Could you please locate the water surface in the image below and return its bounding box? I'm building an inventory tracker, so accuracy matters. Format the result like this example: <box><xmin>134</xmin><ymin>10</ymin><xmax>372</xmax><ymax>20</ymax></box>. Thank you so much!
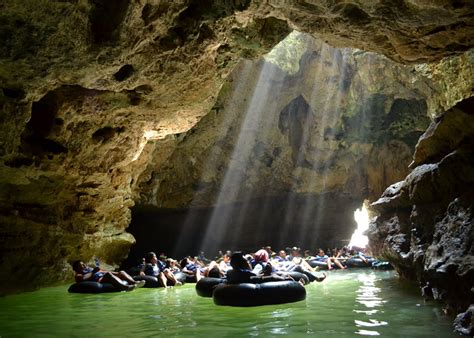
<box><xmin>0</xmin><ymin>270</ymin><xmax>455</xmax><ymax>337</ymax></box>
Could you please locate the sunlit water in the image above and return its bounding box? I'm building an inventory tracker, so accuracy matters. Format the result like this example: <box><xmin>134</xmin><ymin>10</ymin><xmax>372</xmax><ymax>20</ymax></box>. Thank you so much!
<box><xmin>0</xmin><ymin>270</ymin><xmax>455</xmax><ymax>337</ymax></box>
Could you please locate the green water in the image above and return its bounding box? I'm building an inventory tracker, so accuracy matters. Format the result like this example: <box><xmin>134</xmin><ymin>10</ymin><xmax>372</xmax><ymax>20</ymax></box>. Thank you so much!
<box><xmin>0</xmin><ymin>270</ymin><xmax>456</xmax><ymax>337</ymax></box>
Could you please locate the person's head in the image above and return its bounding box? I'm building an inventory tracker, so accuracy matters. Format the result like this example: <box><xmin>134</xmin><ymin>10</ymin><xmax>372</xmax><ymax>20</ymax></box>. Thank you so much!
<box><xmin>72</xmin><ymin>260</ymin><xmax>86</xmax><ymax>273</ymax></box>
<box><xmin>264</xmin><ymin>246</ymin><xmax>273</xmax><ymax>255</ymax></box>
<box><xmin>180</xmin><ymin>257</ymin><xmax>190</xmax><ymax>269</ymax></box>
<box><xmin>291</xmin><ymin>247</ymin><xmax>300</xmax><ymax>257</ymax></box>
<box><xmin>304</xmin><ymin>250</ymin><xmax>310</xmax><ymax>256</ymax></box>
<box><xmin>262</xmin><ymin>262</ymin><xmax>273</xmax><ymax>276</ymax></box>
<box><xmin>244</xmin><ymin>254</ymin><xmax>253</xmax><ymax>262</ymax></box>
<box><xmin>208</xmin><ymin>267</ymin><xmax>221</xmax><ymax>278</ymax></box>
<box><xmin>278</xmin><ymin>250</ymin><xmax>286</xmax><ymax>258</ymax></box>
<box><xmin>144</xmin><ymin>252</ymin><xmax>158</xmax><ymax>264</ymax></box>
<box><xmin>318</xmin><ymin>249</ymin><xmax>325</xmax><ymax>257</ymax></box>
<box><xmin>230</xmin><ymin>252</ymin><xmax>251</xmax><ymax>270</ymax></box>
<box><xmin>254</xmin><ymin>249</ymin><xmax>269</xmax><ymax>263</ymax></box>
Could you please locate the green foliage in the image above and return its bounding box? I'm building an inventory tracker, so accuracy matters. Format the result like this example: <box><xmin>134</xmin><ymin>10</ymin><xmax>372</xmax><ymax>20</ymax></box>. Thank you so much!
<box><xmin>339</xmin><ymin>95</ymin><xmax>429</xmax><ymax>147</ymax></box>
<box><xmin>264</xmin><ymin>31</ymin><xmax>311</xmax><ymax>75</ymax></box>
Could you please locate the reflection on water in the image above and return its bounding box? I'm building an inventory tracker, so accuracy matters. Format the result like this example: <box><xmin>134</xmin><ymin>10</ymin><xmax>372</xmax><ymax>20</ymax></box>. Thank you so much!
<box><xmin>356</xmin><ymin>329</ymin><xmax>381</xmax><ymax>336</ymax></box>
<box><xmin>0</xmin><ymin>270</ymin><xmax>456</xmax><ymax>337</ymax></box>
<box><xmin>354</xmin><ymin>273</ymin><xmax>387</xmax><ymax>336</ymax></box>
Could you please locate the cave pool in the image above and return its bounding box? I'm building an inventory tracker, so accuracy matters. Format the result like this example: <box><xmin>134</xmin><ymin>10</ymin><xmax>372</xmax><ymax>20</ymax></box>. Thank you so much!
<box><xmin>0</xmin><ymin>270</ymin><xmax>456</xmax><ymax>337</ymax></box>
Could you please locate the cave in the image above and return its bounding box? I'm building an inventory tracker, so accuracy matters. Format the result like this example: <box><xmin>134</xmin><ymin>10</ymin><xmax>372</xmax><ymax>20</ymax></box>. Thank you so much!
<box><xmin>0</xmin><ymin>1</ymin><xmax>473</xmax><ymax>336</ymax></box>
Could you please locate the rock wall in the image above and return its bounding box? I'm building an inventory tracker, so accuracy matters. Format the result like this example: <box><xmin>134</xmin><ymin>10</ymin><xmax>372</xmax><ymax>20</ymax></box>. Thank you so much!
<box><xmin>267</xmin><ymin>0</ymin><xmax>474</xmax><ymax>63</ymax></box>
<box><xmin>0</xmin><ymin>0</ymin><xmax>473</xmax><ymax>293</ymax></box>
<box><xmin>132</xmin><ymin>34</ymin><xmax>472</xmax><ymax>256</ymax></box>
<box><xmin>0</xmin><ymin>0</ymin><xmax>293</xmax><ymax>292</ymax></box>
<box><xmin>135</xmin><ymin>35</ymin><xmax>437</xmax><ymax>210</ymax></box>
<box><xmin>368</xmin><ymin>97</ymin><xmax>474</xmax><ymax>319</ymax></box>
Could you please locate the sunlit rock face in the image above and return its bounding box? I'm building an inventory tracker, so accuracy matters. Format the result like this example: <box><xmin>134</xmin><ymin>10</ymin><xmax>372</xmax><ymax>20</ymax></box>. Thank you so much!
<box><xmin>131</xmin><ymin>34</ymin><xmax>469</xmax><ymax>255</ymax></box>
<box><xmin>368</xmin><ymin>97</ymin><xmax>474</xmax><ymax>316</ymax></box>
<box><xmin>0</xmin><ymin>0</ymin><xmax>473</xmax><ymax>292</ymax></box>
<box><xmin>137</xmin><ymin>35</ymin><xmax>435</xmax><ymax>208</ymax></box>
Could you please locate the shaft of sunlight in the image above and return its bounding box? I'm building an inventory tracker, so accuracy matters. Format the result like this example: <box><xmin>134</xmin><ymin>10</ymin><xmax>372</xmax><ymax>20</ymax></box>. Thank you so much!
<box><xmin>199</xmin><ymin>62</ymin><xmax>278</xmax><ymax>254</ymax></box>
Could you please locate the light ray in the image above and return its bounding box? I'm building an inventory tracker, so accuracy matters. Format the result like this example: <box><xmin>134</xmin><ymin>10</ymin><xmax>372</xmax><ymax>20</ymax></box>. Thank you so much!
<box><xmin>199</xmin><ymin>62</ymin><xmax>280</xmax><ymax>255</ymax></box>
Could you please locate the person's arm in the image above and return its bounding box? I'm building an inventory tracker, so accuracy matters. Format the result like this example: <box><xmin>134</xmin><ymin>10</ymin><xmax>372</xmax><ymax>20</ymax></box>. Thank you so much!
<box><xmin>75</xmin><ymin>274</ymin><xmax>85</xmax><ymax>283</ymax></box>
<box><xmin>75</xmin><ymin>270</ymin><xmax>94</xmax><ymax>283</ymax></box>
<box><xmin>139</xmin><ymin>263</ymin><xmax>146</xmax><ymax>276</ymax></box>
<box><xmin>181</xmin><ymin>266</ymin><xmax>192</xmax><ymax>275</ymax></box>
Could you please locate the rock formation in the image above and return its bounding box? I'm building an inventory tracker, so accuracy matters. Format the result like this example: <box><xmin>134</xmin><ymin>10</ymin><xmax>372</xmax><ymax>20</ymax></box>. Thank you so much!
<box><xmin>368</xmin><ymin>97</ymin><xmax>474</xmax><ymax>321</ymax></box>
<box><xmin>131</xmin><ymin>33</ymin><xmax>440</xmax><ymax>255</ymax></box>
<box><xmin>0</xmin><ymin>0</ymin><xmax>472</xmax><ymax>306</ymax></box>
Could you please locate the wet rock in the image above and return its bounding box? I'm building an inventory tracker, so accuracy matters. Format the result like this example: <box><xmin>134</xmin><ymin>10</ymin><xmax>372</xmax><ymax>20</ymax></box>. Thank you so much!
<box><xmin>412</xmin><ymin>97</ymin><xmax>474</xmax><ymax>167</ymax></box>
<box><xmin>369</xmin><ymin>98</ymin><xmax>474</xmax><ymax>316</ymax></box>
<box><xmin>454</xmin><ymin>304</ymin><xmax>474</xmax><ymax>336</ymax></box>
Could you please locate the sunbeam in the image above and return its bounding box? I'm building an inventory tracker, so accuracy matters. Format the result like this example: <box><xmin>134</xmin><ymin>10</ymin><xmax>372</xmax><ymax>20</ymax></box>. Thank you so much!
<box><xmin>198</xmin><ymin>61</ymin><xmax>283</xmax><ymax>254</ymax></box>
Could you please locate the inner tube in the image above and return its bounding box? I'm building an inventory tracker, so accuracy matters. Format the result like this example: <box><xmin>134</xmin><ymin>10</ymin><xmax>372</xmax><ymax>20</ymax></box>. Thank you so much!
<box><xmin>68</xmin><ymin>281</ymin><xmax>118</xmax><ymax>293</ymax></box>
<box><xmin>134</xmin><ymin>273</ymin><xmax>185</xmax><ymax>287</ymax></box>
<box><xmin>346</xmin><ymin>257</ymin><xmax>372</xmax><ymax>268</ymax></box>
<box><xmin>133</xmin><ymin>275</ymin><xmax>161</xmax><ymax>288</ymax></box>
<box><xmin>195</xmin><ymin>277</ymin><xmax>226</xmax><ymax>297</ymax></box>
<box><xmin>213</xmin><ymin>281</ymin><xmax>306</xmax><ymax>307</ymax></box>
<box><xmin>307</xmin><ymin>260</ymin><xmax>333</xmax><ymax>270</ymax></box>
<box><xmin>172</xmin><ymin>271</ymin><xmax>196</xmax><ymax>283</ymax></box>
<box><xmin>174</xmin><ymin>271</ymin><xmax>189</xmax><ymax>284</ymax></box>
<box><xmin>279</xmin><ymin>271</ymin><xmax>310</xmax><ymax>284</ymax></box>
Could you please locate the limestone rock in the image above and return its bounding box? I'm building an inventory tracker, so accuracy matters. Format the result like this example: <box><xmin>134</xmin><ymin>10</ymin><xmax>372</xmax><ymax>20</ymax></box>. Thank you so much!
<box><xmin>412</xmin><ymin>97</ymin><xmax>474</xmax><ymax>167</ymax></box>
<box><xmin>0</xmin><ymin>0</ymin><xmax>292</xmax><ymax>292</ymax></box>
<box><xmin>136</xmin><ymin>35</ymin><xmax>437</xmax><ymax>211</ymax></box>
<box><xmin>268</xmin><ymin>0</ymin><xmax>474</xmax><ymax>63</ymax></box>
<box><xmin>368</xmin><ymin>98</ymin><xmax>474</xmax><ymax>315</ymax></box>
<box><xmin>454</xmin><ymin>304</ymin><xmax>474</xmax><ymax>336</ymax></box>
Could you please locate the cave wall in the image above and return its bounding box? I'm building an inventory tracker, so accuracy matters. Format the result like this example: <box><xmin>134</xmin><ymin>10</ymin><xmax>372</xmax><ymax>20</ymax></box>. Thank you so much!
<box><xmin>135</xmin><ymin>36</ymin><xmax>437</xmax><ymax>209</ymax></box>
<box><xmin>0</xmin><ymin>0</ymin><xmax>472</xmax><ymax>293</ymax></box>
<box><xmin>0</xmin><ymin>0</ymin><xmax>293</xmax><ymax>292</ymax></box>
<box><xmin>135</xmin><ymin>37</ymin><xmax>434</xmax><ymax>206</ymax></box>
<box><xmin>131</xmin><ymin>34</ymin><xmax>473</xmax><ymax>256</ymax></box>
<box><xmin>368</xmin><ymin>97</ymin><xmax>474</xmax><ymax>316</ymax></box>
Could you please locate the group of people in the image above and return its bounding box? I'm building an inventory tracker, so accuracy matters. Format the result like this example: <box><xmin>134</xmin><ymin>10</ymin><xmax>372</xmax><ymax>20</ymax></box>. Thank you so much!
<box><xmin>72</xmin><ymin>245</ymin><xmax>370</xmax><ymax>290</ymax></box>
<box><xmin>303</xmin><ymin>246</ymin><xmax>371</xmax><ymax>269</ymax></box>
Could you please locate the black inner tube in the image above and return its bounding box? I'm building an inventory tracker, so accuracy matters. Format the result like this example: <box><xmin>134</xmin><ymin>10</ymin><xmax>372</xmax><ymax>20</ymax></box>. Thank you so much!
<box><xmin>213</xmin><ymin>281</ymin><xmax>306</xmax><ymax>307</ymax></box>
